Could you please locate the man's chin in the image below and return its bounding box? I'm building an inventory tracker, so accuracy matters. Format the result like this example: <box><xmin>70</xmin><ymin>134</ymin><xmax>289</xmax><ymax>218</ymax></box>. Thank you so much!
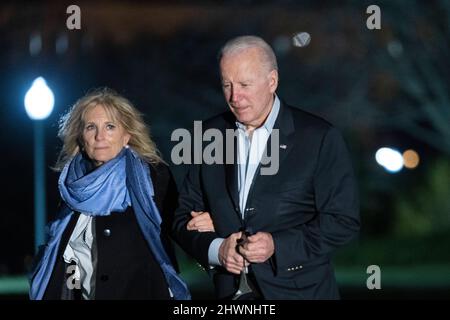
<box><xmin>236</xmin><ymin>117</ymin><xmax>250</xmax><ymax>125</ymax></box>
<box><xmin>233</xmin><ymin>112</ymin><xmax>250</xmax><ymax>123</ymax></box>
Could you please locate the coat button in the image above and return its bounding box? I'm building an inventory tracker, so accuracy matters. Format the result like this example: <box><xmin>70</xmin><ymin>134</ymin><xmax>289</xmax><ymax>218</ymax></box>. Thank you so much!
<box><xmin>100</xmin><ymin>274</ymin><xmax>109</xmax><ymax>281</ymax></box>
<box><xmin>103</xmin><ymin>229</ymin><xmax>111</xmax><ymax>237</ymax></box>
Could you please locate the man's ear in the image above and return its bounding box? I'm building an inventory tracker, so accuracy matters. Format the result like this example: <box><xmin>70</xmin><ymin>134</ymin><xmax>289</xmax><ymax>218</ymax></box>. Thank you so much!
<box><xmin>268</xmin><ymin>69</ymin><xmax>279</xmax><ymax>94</ymax></box>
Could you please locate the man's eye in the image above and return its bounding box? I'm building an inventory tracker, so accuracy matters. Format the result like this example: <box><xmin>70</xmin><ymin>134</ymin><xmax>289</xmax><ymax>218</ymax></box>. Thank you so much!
<box><xmin>222</xmin><ymin>84</ymin><xmax>231</xmax><ymax>89</ymax></box>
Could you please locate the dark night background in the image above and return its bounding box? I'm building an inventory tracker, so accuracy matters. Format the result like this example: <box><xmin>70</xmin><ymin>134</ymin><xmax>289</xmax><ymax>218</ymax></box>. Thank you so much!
<box><xmin>1</xmin><ymin>0</ymin><xmax>449</xmax><ymax>299</ymax></box>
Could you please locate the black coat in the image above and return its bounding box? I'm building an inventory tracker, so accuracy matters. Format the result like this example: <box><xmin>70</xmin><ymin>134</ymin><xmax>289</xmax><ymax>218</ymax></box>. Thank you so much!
<box><xmin>172</xmin><ymin>102</ymin><xmax>360</xmax><ymax>300</ymax></box>
<box><xmin>43</xmin><ymin>162</ymin><xmax>178</xmax><ymax>300</ymax></box>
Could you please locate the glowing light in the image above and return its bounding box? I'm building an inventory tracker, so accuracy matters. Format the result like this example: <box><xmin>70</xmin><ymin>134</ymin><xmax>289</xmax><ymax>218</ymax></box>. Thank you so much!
<box><xmin>403</xmin><ymin>149</ymin><xmax>420</xmax><ymax>169</ymax></box>
<box><xmin>24</xmin><ymin>77</ymin><xmax>54</xmax><ymax>120</ymax></box>
<box><xmin>375</xmin><ymin>147</ymin><xmax>404</xmax><ymax>173</ymax></box>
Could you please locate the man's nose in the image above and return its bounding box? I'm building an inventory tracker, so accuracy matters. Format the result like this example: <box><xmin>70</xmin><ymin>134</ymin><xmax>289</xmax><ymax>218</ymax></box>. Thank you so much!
<box><xmin>230</xmin><ymin>87</ymin><xmax>241</xmax><ymax>103</ymax></box>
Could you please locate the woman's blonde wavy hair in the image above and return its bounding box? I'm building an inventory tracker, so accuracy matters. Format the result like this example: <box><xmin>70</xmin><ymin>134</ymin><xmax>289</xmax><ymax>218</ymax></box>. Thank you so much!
<box><xmin>54</xmin><ymin>88</ymin><xmax>162</xmax><ymax>171</ymax></box>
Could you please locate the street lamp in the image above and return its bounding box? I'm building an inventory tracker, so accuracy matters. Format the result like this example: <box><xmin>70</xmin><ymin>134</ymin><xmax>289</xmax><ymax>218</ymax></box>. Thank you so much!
<box><xmin>24</xmin><ymin>77</ymin><xmax>54</xmax><ymax>252</ymax></box>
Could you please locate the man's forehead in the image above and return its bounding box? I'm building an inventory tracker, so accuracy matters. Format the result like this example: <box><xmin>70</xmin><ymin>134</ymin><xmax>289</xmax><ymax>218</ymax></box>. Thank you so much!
<box><xmin>220</xmin><ymin>63</ymin><xmax>267</xmax><ymax>83</ymax></box>
<box><xmin>221</xmin><ymin>47</ymin><xmax>264</xmax><ymax>63</ymax></box>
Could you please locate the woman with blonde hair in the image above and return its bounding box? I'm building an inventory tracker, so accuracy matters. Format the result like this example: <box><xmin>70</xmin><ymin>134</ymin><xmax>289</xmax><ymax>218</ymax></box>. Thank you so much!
<box><xmin>29</xmin><ymin>88</ymin><xmax>190</xmax><ymax>300</ymax></box>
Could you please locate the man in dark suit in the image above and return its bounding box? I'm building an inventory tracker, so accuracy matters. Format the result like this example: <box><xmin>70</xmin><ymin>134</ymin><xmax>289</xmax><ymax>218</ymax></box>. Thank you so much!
<box><xmin>172</xmin><ymin>35</ymin><xmax>360</xmax><ymax>299</ymax></box>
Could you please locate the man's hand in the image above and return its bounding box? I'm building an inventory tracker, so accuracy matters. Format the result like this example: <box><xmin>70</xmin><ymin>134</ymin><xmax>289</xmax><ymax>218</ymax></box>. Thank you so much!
<box><xmin>186</xmin><ymin>211</ymin><xmax>215</xmax><ymax>232</ymax></box>
<box><xmin>218</xmin><ymin>232</ymin><xmax>249</xmax><ymax>274</ymax></box>
<box><xmin>238</xmin><ymin>232</ymin><xmax>274</xmax><ymax>263</ymax></box>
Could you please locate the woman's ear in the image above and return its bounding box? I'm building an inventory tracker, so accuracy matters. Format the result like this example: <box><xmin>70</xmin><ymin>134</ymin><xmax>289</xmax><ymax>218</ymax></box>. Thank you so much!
<box><xmin>77</xmin><ymin>138</ymin><xmax>84</xmax><ymax>152</ymax></box>
<box><xmin>123</xmin><ymin>133</ymin><xmax>131</xmax><ymax>146</ymax></box>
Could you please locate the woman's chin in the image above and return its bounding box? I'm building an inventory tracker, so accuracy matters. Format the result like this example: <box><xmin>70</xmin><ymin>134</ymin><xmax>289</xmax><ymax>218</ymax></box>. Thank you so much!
<box><xmin>92</xmin><ymin>160</ymin><xmax>105</xmax><ymax>167</ymax></box>
<box><xmin>91</xmin><ymin>155</ymin><xmax>111</xmax><ymax>166</ymax></box>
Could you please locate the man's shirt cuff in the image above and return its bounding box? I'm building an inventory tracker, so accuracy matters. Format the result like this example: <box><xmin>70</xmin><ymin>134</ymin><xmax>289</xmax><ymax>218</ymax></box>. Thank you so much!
<box><xmin>208</xmin><ymin>238</ymin><xmax>225</xmax><ymax>267</ymax></box>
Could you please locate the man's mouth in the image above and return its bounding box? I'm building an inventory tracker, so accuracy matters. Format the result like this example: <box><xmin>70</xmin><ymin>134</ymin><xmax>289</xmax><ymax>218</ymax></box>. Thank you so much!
<box><xmin>231</xmin><ymin>105</ymin><xmax>249</xmax><ymax>111</ymax></box>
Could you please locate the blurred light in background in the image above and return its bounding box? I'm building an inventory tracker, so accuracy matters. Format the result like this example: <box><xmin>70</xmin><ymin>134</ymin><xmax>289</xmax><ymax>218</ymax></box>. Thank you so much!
<box><xmin>387</xmin><ymin>40</ymin><xmax>403</xmax><ymax>58</ymax></box>
<box><xmin>403</xmin><ymin>149</ymin><xmax>420</xmax><ymax>169</ymax></box>
<box><xmin>55</xmin><ymin>33</ymin><xmax>69</xmax><ymax>55</ymax></box>
<box><xmin>375</xmin><ymin>147</ymin><xmax>404</xmax><ymax>173</ymax></box>
<box><xmin>292</xmin><ymin>32</ymin><xmax>311</xmax><ymax>47</ymax></box>
<box><xmin>24</xmin><ymin>77</ymin><xmax>54</xmax><ymax>252</ymax></box>
<box><xmin>24</xmin><ymin>77</ymin><xmax>54</xmax><ymax>120</ymax></box>
<box><xmin>29</xmin><ymin>32</ymin><xmax>42</xmax><ymax>56</ymax></box>
<box><xmin>273</xmin><ymin>35</ymin><xmax>291</xmax><ymax>55</ymax></box>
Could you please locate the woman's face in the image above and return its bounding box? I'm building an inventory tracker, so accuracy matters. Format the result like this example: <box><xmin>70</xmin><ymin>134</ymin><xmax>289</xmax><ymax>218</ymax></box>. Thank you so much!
<box><xmin>82</xmin><ymin>104</ymin><xmax>130</xmax><ymax>166</ymax></box>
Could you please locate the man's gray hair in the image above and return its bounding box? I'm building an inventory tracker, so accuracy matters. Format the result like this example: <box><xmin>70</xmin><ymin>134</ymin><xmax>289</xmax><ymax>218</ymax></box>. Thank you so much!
<box><xmin>218</xmin><ymin>35</ymin><xmax>278</xmax><ymax>72</ymax></box>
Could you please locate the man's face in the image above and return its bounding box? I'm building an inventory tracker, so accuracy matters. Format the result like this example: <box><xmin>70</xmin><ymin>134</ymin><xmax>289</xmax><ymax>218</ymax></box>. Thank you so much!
<box><xmin>220</xmin><ymin>47</ymin><xmax>278</xmax><ymax>130</ymax></box>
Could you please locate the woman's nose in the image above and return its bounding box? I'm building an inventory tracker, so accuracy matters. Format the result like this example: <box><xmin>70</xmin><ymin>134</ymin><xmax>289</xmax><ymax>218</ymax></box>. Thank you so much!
<box><xmin>95</xmin><ymin>128</ymin><xmax>105</xmax><ymax>140</ymax></box>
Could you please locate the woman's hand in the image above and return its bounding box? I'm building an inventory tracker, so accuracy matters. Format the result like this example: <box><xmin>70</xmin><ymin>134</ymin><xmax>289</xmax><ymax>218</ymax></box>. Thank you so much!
<box><xmin>187</xmin><ymin>211</ymin><xmax>215</xmax><ymax>232</ymax></box>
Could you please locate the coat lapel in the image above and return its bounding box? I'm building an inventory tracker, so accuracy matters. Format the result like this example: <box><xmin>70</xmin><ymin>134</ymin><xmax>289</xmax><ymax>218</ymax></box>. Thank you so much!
<box><xmin>245</xmin><ymin>102</ymin><xmax>296</xmax><ymax>203</ymax></box>
<box><xmin>222</xmin><ymin>113</ymin><xmax>242</xmax><ymax>220</ymax></box>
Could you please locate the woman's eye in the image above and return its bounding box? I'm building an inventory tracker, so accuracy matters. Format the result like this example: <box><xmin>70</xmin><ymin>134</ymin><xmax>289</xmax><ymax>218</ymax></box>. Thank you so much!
<box><xmin>85</xmin><ymin>124</ymin><xmax>95</xmax><ymax>130</ymax></box>
<box><xmin>106</xmin><ymin>124</ymin><xmax>115</xmax><ymax>130</ymax></box>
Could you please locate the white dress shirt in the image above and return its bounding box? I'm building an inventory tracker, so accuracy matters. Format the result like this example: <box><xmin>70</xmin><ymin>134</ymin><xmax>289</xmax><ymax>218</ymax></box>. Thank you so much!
<box><xmin>63</xmin><ymin>214</ymin><xmax>96</xmax><ymax>299</ymax></box>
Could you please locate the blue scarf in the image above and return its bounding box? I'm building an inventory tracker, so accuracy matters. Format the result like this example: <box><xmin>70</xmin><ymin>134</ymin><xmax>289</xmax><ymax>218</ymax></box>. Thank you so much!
<box><xmin>29</xmin><ymin>147</ymin><xmax>191</xmax><ymax>300</ymax></box>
